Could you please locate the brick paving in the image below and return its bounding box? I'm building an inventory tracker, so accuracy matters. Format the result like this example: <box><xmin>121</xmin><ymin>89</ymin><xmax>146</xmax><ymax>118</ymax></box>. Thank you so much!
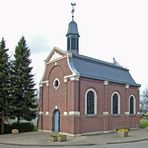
<box><xmin>0</xmin><ymin>128</ymin><xmax>148</xmax><ymax>146</ymax></box>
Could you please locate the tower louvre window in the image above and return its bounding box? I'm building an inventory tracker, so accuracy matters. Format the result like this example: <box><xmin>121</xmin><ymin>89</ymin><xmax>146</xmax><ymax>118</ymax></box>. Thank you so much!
<box><xmin>71</xmin><ymin>37</ymin><xmax>76</xmax><ymax>50</ymax></box>
<box><xmin>67</xmin><ymin>38</ymin><xmax>70</xmax><ymax>50</ymax></box>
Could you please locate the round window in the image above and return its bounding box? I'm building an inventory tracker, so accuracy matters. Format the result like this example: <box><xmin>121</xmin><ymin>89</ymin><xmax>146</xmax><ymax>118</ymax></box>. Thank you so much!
<box><xmin>53</xmin><ymin>78</ymin><xmax>60</xmax><ymax>89</ymax></box>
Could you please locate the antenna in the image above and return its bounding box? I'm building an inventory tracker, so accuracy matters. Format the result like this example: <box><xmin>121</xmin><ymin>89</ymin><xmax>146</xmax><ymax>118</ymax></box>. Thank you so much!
<box><xmin>71</xmin><ymin>2</ymin><xmax>76</xmax><ymax>21</ymax></box>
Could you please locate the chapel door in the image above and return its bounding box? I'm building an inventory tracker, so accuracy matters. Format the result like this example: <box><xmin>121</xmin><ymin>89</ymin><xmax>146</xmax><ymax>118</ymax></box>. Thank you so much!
<box><xmin>53</xmin><ymin>109</ymin><xmax>60</xmax><ymax>132</ymax></box>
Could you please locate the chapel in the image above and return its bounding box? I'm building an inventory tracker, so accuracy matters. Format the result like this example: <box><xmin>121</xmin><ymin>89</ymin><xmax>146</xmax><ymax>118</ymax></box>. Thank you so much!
<box><xmin>38</xmin><ymin>3</ymin><xmax>140</xmax><ymax>135</ymax></box>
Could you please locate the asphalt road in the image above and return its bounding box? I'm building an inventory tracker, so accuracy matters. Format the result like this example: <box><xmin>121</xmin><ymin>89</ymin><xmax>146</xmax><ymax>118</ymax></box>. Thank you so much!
<box><xmin>0</xmin><ymin>140</ymin><xmax>148</xmax><ymax>148</ymax></box>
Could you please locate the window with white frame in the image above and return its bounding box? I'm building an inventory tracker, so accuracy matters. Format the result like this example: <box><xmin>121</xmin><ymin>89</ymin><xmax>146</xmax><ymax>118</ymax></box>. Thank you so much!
<box><xmin>53</xmin><ymin>78</ymin><xmax>60</xmax><ymax>89</ymax></box>
<box><xmin>129</xmin><ymin>95</ymin><xmax>136</xmax><ymax>114</ymax></box>
<box><xmin>85</xmin><ymin>89</ymin><xmax>97</xmax><ymax>115</ymax></box>
<box><xmin>111</xmin><ymin>92</ymin><xmax>120</xmax><ymax>115</ymax></box>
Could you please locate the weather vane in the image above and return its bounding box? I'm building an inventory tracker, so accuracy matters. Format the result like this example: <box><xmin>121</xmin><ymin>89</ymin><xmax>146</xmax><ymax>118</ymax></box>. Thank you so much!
<box><xmin>71</xmin><ymin>2</ymin><xmax>76</xmax><ymax>21</ymax></box>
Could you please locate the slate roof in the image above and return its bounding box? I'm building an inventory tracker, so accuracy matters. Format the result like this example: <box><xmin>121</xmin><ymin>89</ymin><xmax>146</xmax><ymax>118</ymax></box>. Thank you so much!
<box><xmin>66</xmin><ymin>21</ymin><xmax>80</xmax><ymax>37</ymax></box>
<box><xmin>69</xmin><ymin>53</ymin><xmax>140</xmax><ymax>87</ymax></box>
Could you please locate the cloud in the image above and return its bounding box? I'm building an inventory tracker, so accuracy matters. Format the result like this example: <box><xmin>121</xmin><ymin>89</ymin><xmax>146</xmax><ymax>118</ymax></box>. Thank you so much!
<box><xmin>27</xmin><ymin>35</ymin><xmax>51</xmax><ymax>54</ymax></box>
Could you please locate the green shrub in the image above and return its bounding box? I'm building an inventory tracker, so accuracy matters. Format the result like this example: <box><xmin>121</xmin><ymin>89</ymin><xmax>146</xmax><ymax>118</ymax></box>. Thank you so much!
<box><xmin>50</xmin><ymin>132</ymin><xmax>67</xmax><ymax>142</ymax></box>
<box><xmin>11</xmin><ymin>122</ymin><xmax>34</xmax><ymax>132</ymax></box>
<box><xmin>58</xmin><ymin>134</ymin><xmax>67</xmax><ymax>142</ymax></box>
<box><xmin>140</xmin><ymin>120</ymin><xmax>148</xmax><ymax>128</ymax></box>
<box><xmin>4</xmin><ymin>124</ymin><xmax>12</xmax><ymax>134</ymax></box>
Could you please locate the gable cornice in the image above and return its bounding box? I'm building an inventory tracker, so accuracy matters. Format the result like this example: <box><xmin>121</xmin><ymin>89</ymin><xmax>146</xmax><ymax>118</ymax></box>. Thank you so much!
<box><xmin>45</xmin><ymin>47</ymin><xmax>67</xmax><ymax>63</ymax></box>
<box><xmin>67</xmin><ymin>52</ymin><xmax>80</xmax><ymax>76</ymax></box>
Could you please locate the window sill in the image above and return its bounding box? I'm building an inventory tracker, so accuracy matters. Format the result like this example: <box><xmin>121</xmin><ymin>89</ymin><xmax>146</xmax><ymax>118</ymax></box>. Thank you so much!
<box><xmin>111</xmin><ymin>114</ymin><xmax>121</xmax><ymax>117</ymax></box>
<box><xmin>129</xmin><ymin>114</ymin><xmax>136</xmax><ymax>117</ymax></box>
<box><xmin>85</xmin><ymin>114</ymin><xmax>97</xmax><ymax>117</ymax></box>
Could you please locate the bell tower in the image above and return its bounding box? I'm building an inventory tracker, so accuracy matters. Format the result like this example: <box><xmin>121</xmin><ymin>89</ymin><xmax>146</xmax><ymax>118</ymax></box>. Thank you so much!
<box><xmin>66</xmin><ymin>2</ymin><xmax>80</xmax><ymax>54</ymax></box>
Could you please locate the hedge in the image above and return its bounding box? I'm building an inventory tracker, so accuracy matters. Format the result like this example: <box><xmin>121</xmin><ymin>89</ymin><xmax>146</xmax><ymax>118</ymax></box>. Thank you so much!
<box><xmin>1</xmin><ymin>122</ymin><xmax>35</xmax><ymax>134</ymax></box>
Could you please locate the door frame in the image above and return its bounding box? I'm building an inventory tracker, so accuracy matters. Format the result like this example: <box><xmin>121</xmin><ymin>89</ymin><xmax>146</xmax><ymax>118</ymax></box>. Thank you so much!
<box><xmin>52</xmin><ymin>109</ymin><xmax>60</xmax><ymax>132</ymax></box>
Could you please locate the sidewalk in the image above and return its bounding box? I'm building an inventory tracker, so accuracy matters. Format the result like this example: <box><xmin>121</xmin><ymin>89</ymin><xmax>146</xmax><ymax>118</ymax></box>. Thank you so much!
<box><xmin>0</xmin><ymin>128</ymin><xmax>148</xmax><ymax>146</ymax></box>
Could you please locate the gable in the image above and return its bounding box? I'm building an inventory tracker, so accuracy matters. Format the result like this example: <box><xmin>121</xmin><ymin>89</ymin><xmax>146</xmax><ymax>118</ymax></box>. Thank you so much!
<box><xmin>45</xmin><ymin>47</ymin><xmax>67</xmax><ymax>63</ymax></box>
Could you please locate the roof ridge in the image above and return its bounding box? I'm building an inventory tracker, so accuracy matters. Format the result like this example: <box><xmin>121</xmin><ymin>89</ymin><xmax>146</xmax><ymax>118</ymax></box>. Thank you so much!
<box><xmin>72</xmin><ymin>53</ymin><xmax>129</xmax><ymax>71</ymax></box>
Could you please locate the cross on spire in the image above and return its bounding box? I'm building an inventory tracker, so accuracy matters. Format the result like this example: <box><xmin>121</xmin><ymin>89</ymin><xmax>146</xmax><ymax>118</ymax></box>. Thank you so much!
<box><xmin>71</xmin><ymin>2</ymin><xmax>76</xmax><ymax>21</ymax></box>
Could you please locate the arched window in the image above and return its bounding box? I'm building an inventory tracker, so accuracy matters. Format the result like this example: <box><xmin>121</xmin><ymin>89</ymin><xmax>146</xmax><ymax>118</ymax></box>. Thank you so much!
<box><xmin>129</xmin><ymin>95</ymin><xmax>136</xmax><ymax>114</ymax></box>
<box><xmin>111</xmin><ymin>92</ymin><xmax>120</xmax><ymax>115</ymax></box>
<box><xmin>85</xmin><ymin>89</ymin><xmax>97</xmax><ymax>115</ymax></box>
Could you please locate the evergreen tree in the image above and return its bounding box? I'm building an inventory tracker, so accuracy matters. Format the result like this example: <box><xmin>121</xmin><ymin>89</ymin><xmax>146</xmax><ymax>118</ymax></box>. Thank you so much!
<box><xmin>11</xmin><ymin>36</ymin><xmax>37</xmax><ymax>125</ymax></box>
<box><xmin>0</xmin><ymin>38</ymin><xmax>11</xmax><ymax>133</ymax></box>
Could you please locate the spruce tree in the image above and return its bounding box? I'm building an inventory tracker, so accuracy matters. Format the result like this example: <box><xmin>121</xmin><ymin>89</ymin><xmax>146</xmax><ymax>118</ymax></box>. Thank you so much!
<box><xmin>11</xmin><ymin>36</ymin><xmax>37</xmax><ymax>125</ymax></box>
<box><xmin>0</xmin><ymin>38</ymin><xmax>11</xmax><ymax>133</ymax></box>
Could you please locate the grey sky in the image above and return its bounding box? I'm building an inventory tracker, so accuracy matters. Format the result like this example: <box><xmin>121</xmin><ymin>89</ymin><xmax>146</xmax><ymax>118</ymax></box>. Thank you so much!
<box><xmin>0</xmin><ymin>0</ymin><xmax>148</xmax><ymax>92</ymax></box>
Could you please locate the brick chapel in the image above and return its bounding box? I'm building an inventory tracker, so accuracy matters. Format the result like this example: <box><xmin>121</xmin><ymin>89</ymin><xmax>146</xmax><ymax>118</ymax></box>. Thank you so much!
<box><xmin>38</xmin><ymin>4</ymin><xmax>140</xmax><ymax>135</ymax></box>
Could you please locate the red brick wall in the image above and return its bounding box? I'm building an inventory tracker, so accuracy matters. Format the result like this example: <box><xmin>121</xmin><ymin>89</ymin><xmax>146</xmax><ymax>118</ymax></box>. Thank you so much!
<box><xmin>77</xmin><ymin>77</ymin><xmax>140</xmax><ymax>134</ymax></box>
<box><xmin>39</xmin><ymin>57</ymin><xmax>74</xmax><ymax>132</ymax></box>
<box><xmin>39</xmin><ymin>57</ymin><xmax>140</xmax><ymax>135</ymax></box>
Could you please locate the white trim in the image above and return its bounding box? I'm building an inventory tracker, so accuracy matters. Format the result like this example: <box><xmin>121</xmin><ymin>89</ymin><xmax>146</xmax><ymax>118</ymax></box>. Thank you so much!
<box><xmin>38</xmin><ymin>111</ymin><xmax>44</xmax><ymax>115</ymax></box>
<box><xmin>103</xmin><ymin>112</ymin><xmax>109</xmax><ymax>115</ymax></box>
<box><xmin>64</xmin><ymin>75</ymin><xmax>72</xmax><ymax>81</ymax></box>
<box><xmin>81</xmin><ymin>130</ymin><xmax>115</xmax><ymax>136</ymax></box>
<box><xmin>45</xmin><ymin>112</ymin><xmax>49</xmax><ymax>115</ymax></box>
<box><xmin>67</xmin><ymin>53</ymin><xmax>80</xmax><ymax>75</ymax></box>
<box><xmin>45</xmin><ymin>47</ymin><xmax>66</xmax><ymax>63</ymax></box>
<box><xmin>64</xmin><ymin>77</ymin><xmax>68</xmax><ymax>83</ymax></box>
<box><xmin>129</xmin><ymin>95</ymin><xmax>136</xmax><ymax>115</ymax></box>
<box><xmin>111</xmin><ymin>91</ymin><xmax>121</xmax><ymax>115</ymax></box>
<box><xmin>39</xmin><ymin>84</ymin><xmax>43</xmax><ymax>87</ymax></box>
<box><xmin>40</xmin><ymin>62</ymin><xmax>47</xmax><ymax>83</ymax></box>
<box><xmin>70</xmin><ymin>75</ymin><xmax>80</xmax><ymax>81</ymax></box>
<box><xmin>66</xmin><ymin>52</ymin><xmax>72</xmax><ymax>57</ymax></box>
<box><xmin>64</xmin><ymin>74</ymin><xmax>80</xmax><ymax>82</ymax></box>
<box><xmin>104</xmin><ymin>80</ymin><xmax>109</xmax><ymax>85</ymax></box>
<box><xmin>125</xmin><ymin>84</ymin><xmax>129</xmax><ymax>88</ymax></box>
<box><xmin>59</xmin><ymin>132</ymin><xmax>80</xmax><ymax>137</ymax></box>
<box><xmin>39</xmin><ymin>80</ymin><xmax>49</xmax><ymax>87</ymax></box>
<box><xmin>46</xmin><ymin>56</ymin><xmax>67</xmax><ymax>64</ymax></box>
<box><xmin>49</xmin><ymin>51</ymin><xmax>63</xmax><ymax>62</ymax></box>
<box><xmin>125</xmin><ymin>112</ymin><xmax>129</xmax><ymax>115</ymax></box>
<box><xmin>85</xmin><ymin>88</ymin><xmax>97</xmax><ymax>115</ymax></box>
<box><xmin>69</xmin><ymin>111</ymin><xmax>80</xmax><ymax>116</ymax></box>
<box><xmin>54</xmin><ymin>62</ymin><xmax>57</xmax><ymax>66</ymax></box>
<box><xmin>40</xmin><ymin>80</ymin><xmax>49</xmax><ymax>83</ymax></box>
<box><xmin>63</xmin><ymin>112</ymin><xmax>68</xmax><ymax>116</ymax></box>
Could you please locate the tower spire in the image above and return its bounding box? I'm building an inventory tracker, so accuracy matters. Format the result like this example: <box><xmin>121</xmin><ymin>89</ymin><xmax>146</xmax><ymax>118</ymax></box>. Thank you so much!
<box><xmin>71</xmin><ymin>2</ymin><xmax>76</xmax><ymax>21</ymax></box>
<box><xmin>66</xmin><ymin>2</ymin><xmax>80</xmax><ymax>54</ymax></box>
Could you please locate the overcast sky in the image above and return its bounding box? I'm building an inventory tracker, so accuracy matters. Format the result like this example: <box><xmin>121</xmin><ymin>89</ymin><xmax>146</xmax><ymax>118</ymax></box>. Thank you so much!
<box><xmin>0</xmin><ymin>0</ymin><xmax>148</xmax><ymax>92</ymax></box>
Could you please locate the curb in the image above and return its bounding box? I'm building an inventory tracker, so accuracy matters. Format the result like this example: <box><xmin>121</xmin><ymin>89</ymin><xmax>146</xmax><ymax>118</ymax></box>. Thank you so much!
<box><xmin>1</xmin><ymin>138</ymin><xmax>148</xmax><ymax>147</ymax></box>
<box><xmin>0</xmin><ymin>143</ymin><xmax>96</xmax><ymax>147</ymax></box>
<box><xmin>106</xmin><ymin>138</ymin><xmax>148</xmax><ymax>145</ymax></box>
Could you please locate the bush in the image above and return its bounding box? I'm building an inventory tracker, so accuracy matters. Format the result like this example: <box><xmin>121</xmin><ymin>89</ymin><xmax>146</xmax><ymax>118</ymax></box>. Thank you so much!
<box><xmin>11</xmin><ymin>122</ymin><xmax>34</xmax><ymax>132</ymax></box>
<box><xmin>140</xmin><ymin>120</ymin><xmax>148</xmax><ymax>128</ymax></box>
<box><xmin>116</xmin><ymin>128</ymin><xmax>129</xmax><ymax>133</ymax></box>
<box><xmin>4</xmin><ymin>124</ymin><xmax>12</xmax><ymax>134</ymax></box>
<box><xmin>50</xmin><ymin>132</ymin><xmax>67</xmax><ymax>142</ymax></box>
<box><xmin>58</xmin><ymin>134</ymin><xmax>67</xmax><ymax>142</ymax></box>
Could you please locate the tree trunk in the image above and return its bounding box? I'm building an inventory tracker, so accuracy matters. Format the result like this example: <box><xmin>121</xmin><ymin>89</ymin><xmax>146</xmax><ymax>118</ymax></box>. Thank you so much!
<box><xmin>17</xmin><ymin>114</ymin><xmax>20</xmax><ymax>126</ymax></box>
<box><xmin>1</xmin><ymin>113</ymin><xmax>5</xmax><ymax>134</ymax></box>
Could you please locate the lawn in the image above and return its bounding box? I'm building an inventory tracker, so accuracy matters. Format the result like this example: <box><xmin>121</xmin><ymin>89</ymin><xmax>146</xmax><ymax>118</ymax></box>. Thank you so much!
<box><xmin>140</xmin><ymin>120</ymin><xmax>148</xmax><ymax>128</ymax></box>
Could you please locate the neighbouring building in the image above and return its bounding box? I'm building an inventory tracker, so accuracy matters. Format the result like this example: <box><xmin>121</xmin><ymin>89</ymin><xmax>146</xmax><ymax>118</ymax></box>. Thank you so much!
<box><xmin>38</xmin><ymin>4</ymin><xmax>140</xmax><ymax>135</ymax></box>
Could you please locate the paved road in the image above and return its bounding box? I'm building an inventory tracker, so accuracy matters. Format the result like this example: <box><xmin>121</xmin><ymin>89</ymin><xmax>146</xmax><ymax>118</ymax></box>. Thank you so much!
<box><xmin>0</xmin><ymin>140</ymin><xmax>148</xmax><ymax>148</ymax></box>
